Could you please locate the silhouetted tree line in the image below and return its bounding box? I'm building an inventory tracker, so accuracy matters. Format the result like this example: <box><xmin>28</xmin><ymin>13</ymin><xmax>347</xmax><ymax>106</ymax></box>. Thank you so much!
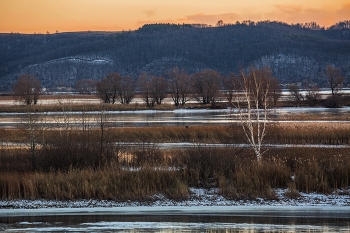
<box><xmin>328</xmin><ymin>20</ymin><xmax>350</xmax><ymax>30</ymax></box>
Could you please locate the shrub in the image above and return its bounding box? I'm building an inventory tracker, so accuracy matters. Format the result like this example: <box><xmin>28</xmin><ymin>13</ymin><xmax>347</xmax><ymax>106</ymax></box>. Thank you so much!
<box><xmin>323</xmin><ymin>96</ymin><xmax>342</xmax><ymax>108</ymax></box>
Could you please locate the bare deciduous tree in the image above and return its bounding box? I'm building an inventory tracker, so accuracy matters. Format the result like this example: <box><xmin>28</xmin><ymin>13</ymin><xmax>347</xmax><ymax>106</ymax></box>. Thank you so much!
<box><xmin>76</xmin><ymin>79</ymin><xmax>96</xmax><ymax>94</ymax></box>
<box><xmin>222</xmin><ymin>72</ymin><xmax>237</xmax><ymax>104</ymax></box>
<box><xmin>24</xmin><ymin>110</ymin><xmax>39</xmax><ymax>171</ymax></box>
<box><xmin>305</xmin><ymin>85</ymin><xmax>320</xmax><ymax>106</ymax></box>
<box><xmin>117</xmin><ymin>76</ymin><xmax>136</xmax><ymax>104</ymax></box>
<box><xmin>96</xmin><ymin>73</ymin><xmax>121</xmax><ymax>104</ymax></box>
<box><xmin>96</xmin><ymin>105</ymin><xmax>109</xmax><ymax>166</ymax></box>
<box><xmin>325</xmin><ymin>65</ymin><xmax>345</xmax><ymax>97</ymax></box>
<box><xmin>150</xmin><ymin>76</ymin><xmax>168</xmax><ymax>105</ymax></box>
<box><xmin>96</xmin><ymin>79</ymin><xmax>110</xmax><ymax>103</ymax></box>
<box><xmin>13</xmin><ymin>74</ymin><xmax>41</xmax><ymax>105</ymax></box>
<box><xmin>268</xmin><ymin>77</ymin><xmax>282</xmax><ymax>107</ymax></box>
<box><xmin>192</xmin><ymin>69</ymin><xmax>221</xmax><ymax>107</ymax></box>
<box><xmin>138</xmin><ymin>72</ymin><xmax>155</xmax><ymax>108</ymax></box>
<box><xmin>21</xmin><ymin>106</ymin><xmax>47</xmax><ymax>171</ymax></box>
<box><xmin>234</xmin><ymin>66</ymin><xmax>271</xmax><ymax>161</ymax></box>
<box><xmin>288</xmin><ymin>84</ymin><xmax>304</xmax><ymax>106</ymax></box>
<box><xmin>167</xmin><ymin>67</ymin><xmax>191</xmax><ymax>106</ymax></box>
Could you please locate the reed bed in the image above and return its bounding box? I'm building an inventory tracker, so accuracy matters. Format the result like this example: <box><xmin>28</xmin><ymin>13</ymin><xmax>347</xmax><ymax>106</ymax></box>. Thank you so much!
<box><xmin>0</xmin><ymin>101</ymin><xmax>178</xmax><ymax>113</ymax></box>
<box><xmin>2</xmin><ymin>123</ymin><xmax>349</xmax><ymax>145</ymax></box>
<box><xmin>276</xmin><ymin>112</ymin><xmax>350</xmax><ymax>121</ymax></box>
<box><xmin>268</xmin><ymin>122</ymin><xmax>350</xmax><ymax>145</ymax></box>
<box><xmin>1</xmin><ymin>146</ymin><xmax>349</xmax><ymax>201</ymax></box>
<box><xmin>0</xmin><ymin>167</ymin><xmax>188</xmax><ymax>201</ymax></box>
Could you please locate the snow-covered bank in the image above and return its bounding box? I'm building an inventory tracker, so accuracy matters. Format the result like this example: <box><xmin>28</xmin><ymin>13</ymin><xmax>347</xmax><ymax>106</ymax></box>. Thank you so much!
<box><xmin>1</xmin><ymin>188</ymin><xmax>349</xmax><ymax>210</ymax></box>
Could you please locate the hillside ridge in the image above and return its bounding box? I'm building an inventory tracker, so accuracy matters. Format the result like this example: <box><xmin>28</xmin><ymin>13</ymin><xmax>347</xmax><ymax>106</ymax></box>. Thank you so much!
<box><xmin>1</xmin><ymin>21</ymin><xmax>349</xmax><ymax>91</ymax></box>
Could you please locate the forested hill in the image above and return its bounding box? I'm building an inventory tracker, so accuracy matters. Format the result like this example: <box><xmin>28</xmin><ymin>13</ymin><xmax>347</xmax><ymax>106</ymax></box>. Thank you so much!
<box><xmin>1</xmin><ymin>21</ymin><xmax>350</xmax><ymax>92</ymax></box>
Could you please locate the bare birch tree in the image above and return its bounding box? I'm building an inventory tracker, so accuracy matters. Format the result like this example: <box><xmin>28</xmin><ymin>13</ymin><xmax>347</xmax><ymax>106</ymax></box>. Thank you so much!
<box><xmin>234</xmin><ymin>66</ymin><xmax>271</xmax><ymax>161</ymax></box>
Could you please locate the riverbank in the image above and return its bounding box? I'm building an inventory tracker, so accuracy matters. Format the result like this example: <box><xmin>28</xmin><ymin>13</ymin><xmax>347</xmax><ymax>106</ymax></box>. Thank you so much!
<box><xmin>1</xmin><ymin>187</ymin><xmax>349</xmax><ymax>209</ymax></box>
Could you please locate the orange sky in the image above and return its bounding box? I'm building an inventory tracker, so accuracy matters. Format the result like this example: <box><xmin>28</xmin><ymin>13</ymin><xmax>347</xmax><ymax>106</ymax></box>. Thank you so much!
<box><xmin>0</xmin><ymin>0</ymin><xmax>349</xmax><ymax>33</ymax></box>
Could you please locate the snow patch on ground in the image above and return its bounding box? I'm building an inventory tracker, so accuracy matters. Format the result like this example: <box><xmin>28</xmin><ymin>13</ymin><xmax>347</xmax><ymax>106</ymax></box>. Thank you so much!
<box><xmin>0</xmin><ymin>188</ymin><xmax>349</xmax><ymax>209</ymax></box>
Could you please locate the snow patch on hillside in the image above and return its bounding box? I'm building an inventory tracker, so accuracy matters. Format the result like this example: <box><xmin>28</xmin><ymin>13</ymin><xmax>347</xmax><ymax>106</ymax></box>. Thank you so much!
<box><xmin>44</xmin><ymin>56</ymin><xmax>113</xmax><ymax>65</ymax></box>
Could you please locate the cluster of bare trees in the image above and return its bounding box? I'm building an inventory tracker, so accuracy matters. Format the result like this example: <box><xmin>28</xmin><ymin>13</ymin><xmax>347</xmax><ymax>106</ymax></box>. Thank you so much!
<box><xmin>96</xmin><ymin>67</ymin><xmax>221</xmax><ymax>107</ymax></box>
<box><xmin>192</xmin><ymin>69</ymin><xmax>221</xmax><ymax>107</ymax></box>
<box><xmin>288</xmin><ymin>65</ymin><xmax>346</xmax><ymax>107</ymax></box>
<box><xmin>137</xmin><ymin>72</ymin><xmax>169</xmax><ymax>107</ymax></box>
<box><xmin>13</xmin><ymin>74</ymin><xmax>41</xmax><ymax>105</ymax></box>
<box><xmin>288</xmin><ymin>82</ymin><xmax>321</xmax><ymax>107</ymax></box>
<box><xmin>93</xmin><ymin>69</ymin><xmax>221</xmax><ymax>107</ymax></box>
<box><xmin>167</xmin><ymin>67</ymin><xmax>192</xmax><ymax>106</ymax></box>
<box><xmin>93</xmin><ymin>67</ymin><xmax>282</xmax><ymax>109</ymax></box>
<box><xmin>76</xmin><ymin>79</ymin><xmax>96</xmax><ymax>95</ymax></box>
<box><xmin>95</xmin><ymin>73</ymin><xmax>136</xmax><ymax>104</ymax></box>
<box><xmin>12</xmin><ymin>64</ymin><xmax>345</xmax><ymax>111</ymax></box>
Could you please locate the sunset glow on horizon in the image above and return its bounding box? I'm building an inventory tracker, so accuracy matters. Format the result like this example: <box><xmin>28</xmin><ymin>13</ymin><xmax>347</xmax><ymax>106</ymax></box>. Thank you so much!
<box><xmin>1</xmin><ymin>0</ymin><xmax>349</xmax><ymax>34</ymax></box>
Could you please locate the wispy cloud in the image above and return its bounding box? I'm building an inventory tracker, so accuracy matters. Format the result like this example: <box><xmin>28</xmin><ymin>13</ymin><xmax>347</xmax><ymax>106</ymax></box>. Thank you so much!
<box><xmin>144</xmin><ymin>9</ymin><xmax>156</xmax><ymax>18</ymax></box>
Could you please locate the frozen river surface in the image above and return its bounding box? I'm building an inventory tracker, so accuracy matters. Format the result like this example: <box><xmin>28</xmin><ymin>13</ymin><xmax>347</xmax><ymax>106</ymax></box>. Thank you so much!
<box><xmin>1</xmin><ymin>107</ymin><xmax>350</xmax><ymax>128</ymax></box>
<box><xmin>1</xmin><ymin>206</ymin><xmax>350</xmax><ymax>232</ymax></box>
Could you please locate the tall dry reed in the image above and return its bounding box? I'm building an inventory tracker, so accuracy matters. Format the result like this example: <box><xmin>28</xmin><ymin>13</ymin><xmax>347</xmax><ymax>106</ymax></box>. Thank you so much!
<box><xmin>0</xmin><ymin>166</ymin><xmax>188</xmax><ymax>201</ymax></box>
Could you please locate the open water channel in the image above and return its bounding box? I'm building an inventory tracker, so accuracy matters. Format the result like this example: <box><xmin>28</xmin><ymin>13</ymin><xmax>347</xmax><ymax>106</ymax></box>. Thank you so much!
<box><xmin>1</xmin><ymin>206</ymin><xmax>350</xmax><ymax>232</ymax></box>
